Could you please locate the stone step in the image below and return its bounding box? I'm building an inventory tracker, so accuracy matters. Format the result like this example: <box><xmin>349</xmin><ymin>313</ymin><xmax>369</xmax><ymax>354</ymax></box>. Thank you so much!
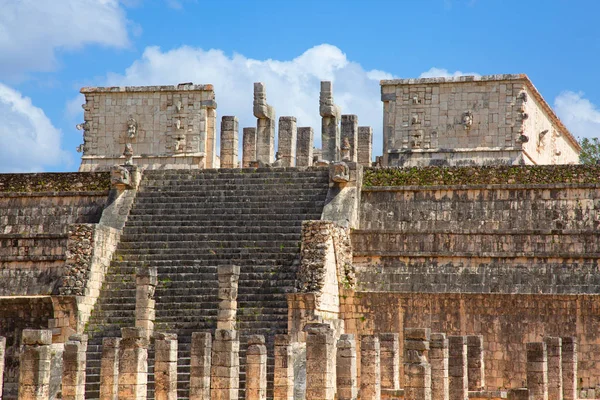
<box><xmin>128</xmin><ymin>205</ymin><xmax>323</xmax><ymax>215</ymax></box>
<box><xmin>123</xmin><ymin>226</ymin><xmax>303</xmax><ymax>235</ymax></box>
<box><xmin>125</xmin><ymin>213</ymin><xmax>323</xmax><ymax>223</ymax></box>
<box><xmin>119</xmin><ymin>232</ymin><xmax>301</xmax><ymax>243</ymax></box>
<box><xmin>140</xmin><ymin>182</ymin><xmax>328</xmax><ymax>191</ymax></box>
<box><xmin>136</xmin><ymin>188</ymin><xmax>328</xmax><ymax>198</ymax></box>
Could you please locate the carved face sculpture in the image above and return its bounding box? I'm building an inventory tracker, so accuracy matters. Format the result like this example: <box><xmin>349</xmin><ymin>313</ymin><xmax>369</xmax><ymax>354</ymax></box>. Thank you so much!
<box><xmin>462</xmin><ymin>111</ymin><xmax>473</xmax><ymax>129</ymax></box>
<box><xmin>127</xmin><ymin>117</ymin><xmax>137</xmax><ymax>138</ymax></box>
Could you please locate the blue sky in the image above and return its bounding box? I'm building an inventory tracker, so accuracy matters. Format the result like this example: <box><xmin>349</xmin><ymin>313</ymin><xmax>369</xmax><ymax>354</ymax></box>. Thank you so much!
<box><xmin>1</xmin><ymin>0</ymin><xmax>599</xmax><ymax>172</ymax></box>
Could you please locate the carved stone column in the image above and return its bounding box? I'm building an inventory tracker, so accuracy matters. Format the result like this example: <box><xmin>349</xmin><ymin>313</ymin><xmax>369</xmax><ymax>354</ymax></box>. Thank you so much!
<box><xmin>100</xmin><ymin>337</ymin><xmax>121</xmax><ymax>400</ymax></box>
<box><xmin>320</xmin><ymin>81</ymin><xmax>341</xmax><ymax>162</ymax></box>
<box><xmin>358</xmin><ymin>126</ymin><xmax>373</xmax><ymax>167</ymax></box>
<box><xmin>242</xmin><ymin>127</ymin><xmax>257</xmax><ymax>167</ymax></box>
<box><xmin>336</xmin><ymin>334</ymin><xmax>357</xmax><ymax>400</ymax></box>
<box><xmin>246</xmin><ymin>335</ymin><xmax>267</xmax><ymax>400</ymax></box>
<box><xmin>18</xmin><ymin>329</ymin><xmax>52</xmax><ymax>400</ymax></box>
<box><xmin>0</xmin><ymin>336</ymin><xmax>6</xmax><ymax>400</ymax></box>
<box><xmin>305</xmin><ymin>323</ymin><xmax>335</xmax><ymax>400</ymax></box>
<box><xmin>254</xmin><ymin>83</ymin><xmax>276</xmax><ymax>164</ymax></box>
<box><xmin>210</xmin><ymin>329</ymin><xmax>239</xmax><ymax>400</ymax></box>
<box><xmin>526</xmin><ymin>342</ymin><xmax>548</xmax><ymax>400</ymax></box>
<box><xmin>220</xmin><ymin>116</ymin><xmax>239</xmax><ymax>168</ymax></box>
<box><xmin>543</xmin><ymin>337</ymin><xmax>562</xmax><ymax>400</ymax></box>
<box><xmin>62</xmin><ymin>334</ymin><xmax>88</xmax><ymax>400</ymax></box>
<box><xmin>135</xmin><ymin>266</ymin><xmax>157</xmax><ymax>340</ymax></box>
<box><xmin>190</xmin><ymin>332</ymin><xmax>211</xmax><ymax>400</ymax></box>
<box><xmin>217</xmin><ymin>265</ymin><xmax>240</xmax><ymax>330</ymax></box>
<box><xmin>561</xmin><ymin>337</ymin><xmax>577</xmax><ymax>400</ymax></box>
<box><xmin>274</xmin><ymin>335</ymin><xmax>293</xmax><ymax>400</ymax></box>
<box><xmin>296</xmin><ymin>127</ymin><xmax>314</xmax><ymax>167</ymax></box>
<box><xmin>341</xmin><ymin>115</ymin><xmax>358</xmax><ymax>162</ymax></box>
<box><xmin>466</xmin><ymin>335</ymin><xmax>485</xmax><ymax>391</ymax></box>
<box><xmin>430</xmin><ymin>333</ymin><xmax>449</xmax><ymax>400</ymax></box>
<box><xmin>278</xmin><ymin>117</ymin><xmax>297</xmax><ymax>167</ymax></box>
<box><xmin>404</xmin><ymin>328</ymin><xmax>431</xmax><ymax>400</ymax></box>
<box><xmin>379</xmin><ymin>333</ymin><xmax>399</xmax><ymax>390</ymax></box>
<box><xmin>448</xmin><ymin>336</ymin><xmax>467</xmax><ymax>400</ymax></box>
<box><xmin>360</xmin><ymin>335</ymin><xmax>381</xmax><ymax>400</ymax></box>
<box><xmin>118</xmin><ymin>327</ymin><xmax>149</xmax><ymax>400</ymax></box>
<box><xmin>154</xmin><ymin>333</ymin><xmax>177</xmax><ymax>400</ymax></box>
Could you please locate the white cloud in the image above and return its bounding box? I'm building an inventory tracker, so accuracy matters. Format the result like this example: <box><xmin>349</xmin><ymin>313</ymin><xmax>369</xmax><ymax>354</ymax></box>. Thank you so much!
<box><xmin>554</xmin><ymin>91</ymin><xmax>600</xmax><ymax>140</ymax></box>
<box><xmin>0</xmin><ymin>83</ymin><xmax>72</xmax><ymax>172</ymax></box>
<box><xmin>0</xmin><ymin>0</ymin><xmax>129</xmax><ymax>79</ymax></box>
<box><xmin>102</xmin><ymin>44</ymin><xmax>387</xmax><ymax>154</ymax></box>
<box><xmin>419</xmin><ymin>67</ymin><xmax>481</xmax><ymax>79</ymax></box>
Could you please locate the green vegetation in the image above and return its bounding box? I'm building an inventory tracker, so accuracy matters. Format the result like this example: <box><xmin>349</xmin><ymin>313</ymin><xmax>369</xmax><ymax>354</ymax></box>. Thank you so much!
<box><xmin>579</xmin><ymin>137</ymin><xmax>600</xmax><ymax>165</ymax></box>
<box><xmin>363</xmin><ymin>165</ymin><xmax>600</xmax><ymax>187</ymax></box>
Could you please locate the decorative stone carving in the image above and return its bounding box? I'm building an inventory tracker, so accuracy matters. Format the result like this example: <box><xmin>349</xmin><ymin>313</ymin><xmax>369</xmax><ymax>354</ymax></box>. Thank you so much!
<box><xmin>127</xmin><ymin>117</ymin><xmax>138</xmax><ymax>139</ymax></box>
<box><xmin>176</xmin><ymin>100</ymin><xmax>182</xmax><ymax>112</ymax></box>
<box><xmin>462</xmin><ymin>111</ymin><xmax>473</xmax><ymax>130</ymax></box>
<box><xmin>175</xmin><ymin>119</ymin><xmax>182</xmax><ymax>130</ymax></box>
<box><xmin>520</xmin><ymin>112</ymin><xmax>529</xmax><ymax>120</ymax></box>
<box><xmin>123</xmin><ymin>143</ymin><xmax>134</xmax><ymax>165</ymax></box>
<box><xmin>253</xmin><ymin>82</ymin><xmax>275</xmax><ymax>120</ymax></box>
<box><xmin>517</xmin><ymin>134</ymin><xmax>529</xmax><ymax>143</ymax></box>
<box><xmin>518</xmin><ymin>91</ymin><xmax>528</xmax><ymax>102</ymax></box>
<box><xmin>175</xmin><ymin>134</ymin><xmax>186</xmax><ymax>153</ymax></box>
<box><xmin>319</xmin><ymin>82</ymin><xmax>341</xmax><ymax>119</ymax></box>
<box><xmin>341</xmin><ymin>138</ymin><xmax>351</xmax><ymax>161</ymax></box>
<box><xmin>76</xmin><ymin>122</ymin><xmax>89</xmax><ymax>131</ymax></box>
<box><xmin>271</xmin><ymin>152</ymin><xmax>284</xmax><ymax>168</ymax></box>
<box><xmin>330</xmin><ymin>161</ymin><xmax>349</xmax><ymax>184</ymax></box>
<box><xmin>110</xmin><ymin>165</ymin><xmax>132</xmax><ymax>189</ymax></box>
<box><xmin>76</xmin><ymin>144</ymin><xmax>84</xmax><ymax>153</ymax></box>
<box><xmin>411</xmin><ymin>114</ymin><xmax>420</xmax><ymax>125</ymax></box>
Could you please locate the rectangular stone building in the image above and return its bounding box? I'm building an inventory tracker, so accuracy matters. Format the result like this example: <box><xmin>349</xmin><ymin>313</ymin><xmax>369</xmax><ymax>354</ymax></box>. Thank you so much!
<box><xmin>380</xmin><ymin>74</ymin><xmax>580</xmax><ymax>166</ymax></box>
<box><xmin>78</xmin><ymin>84</ymin><xmax>218</xmax><ymax>171</ymax></box>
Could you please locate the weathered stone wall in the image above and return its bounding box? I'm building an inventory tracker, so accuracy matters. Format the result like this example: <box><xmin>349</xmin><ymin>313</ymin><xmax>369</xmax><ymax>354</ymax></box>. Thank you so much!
<box><xmin>380</xmin><ymin>75</ymin><xmax>580</xmax><ymax>166</ymax></box>
<box><xmin>0</xmin><ymin>175</ymin><xmax>109</xmax><ymax>296</ymax></box>
<box><xmin>340</xmin><ymin>292</ymin><xmax>600</xmax><ymax>391</ymax></box>
<box><xmin>78</xmin><ymin>84</ymin><xmax>217</xmax><ymax>171</ymax></box>
<box><xmin>0</xmin><ymin>298</ymin><xmax>54</xmax><ymax>400</ymax></box>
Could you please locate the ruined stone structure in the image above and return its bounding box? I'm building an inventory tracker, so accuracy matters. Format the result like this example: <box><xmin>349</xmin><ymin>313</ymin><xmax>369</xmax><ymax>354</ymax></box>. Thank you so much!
<box><xmin>381</xmin><ymin>74</ymin><xmax>580</xmax><ymax>166</ymax></box>
<box><xmin>3</xmin><ymin>75</ymin><xmax>600</xmax><ymax>400</ymax></box>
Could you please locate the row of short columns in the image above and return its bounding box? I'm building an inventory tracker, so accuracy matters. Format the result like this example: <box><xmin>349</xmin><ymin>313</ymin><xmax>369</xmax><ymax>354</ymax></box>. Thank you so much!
<box><xmin>526</xmin><ymin>337</ymin><xmax>578</xmax><ymax>400</ymax></box>
<box><xmin>220</xmin><ymin>82</ymin><xmax>373</xmax><ymax>168</ymax></box>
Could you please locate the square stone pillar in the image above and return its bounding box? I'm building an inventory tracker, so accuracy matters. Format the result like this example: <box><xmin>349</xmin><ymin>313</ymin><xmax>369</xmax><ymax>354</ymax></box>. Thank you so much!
<box><xmin>0</xmin><ymin>336</ymin><xmax>6</xmax><ymax>400</ymax></box>
<box><xmin>18</xmin><ymin>329</ymin><xmax>52</xmax><ymax>400</ymax></box>
<box><xmin>242</xmin><ymin>127</ymin><xmax>257</xmax><ymax>167</ymax></box>
<box><xmin>448</xmin><ymin>336</ymin><xmax>467</xmax><ymax>400</ymax></box>
<box><xmin>543</xmin><ymin>337</ymin><xmax>562</xmax><ymax>400</ymax></box>
<box><xmin>319</xmin><ymin>81</ymin><xmax>341</xmax><ymax>162</ymax></box>
<box><xmin>337</xmin><ymin>334</ymin><xmax>357</xmax><ymax>400</ymax></box>
<box><xmin>210</xmin><ymin>329</ymin><xmax>239</xmax><ymax>400</ymax></box>
<box><xmin>246</xmin><ymin>335</ymin><xmax>267</xmax><ymax>400</ymax></box>
<box><xmin>526</xmin><ymin>342</ymin><xmax>548</xmax><ymax>400</ymax></box>
<box><xmin>305</xmin><ymin>323</ymin><xmax>335</xmax><ymax>400</ymax></box>
<box><xmin>341</xmin><ymin>115</ymin><xmax>358</xmax><ymax>162</ymax></box>
<box><xmin>561</xmin><ymin>337</ymin><xmax>577</xmax><ymax>400</ymax></box>
<box><xmin>357</xmin><ymin>126</ymin><xmax>372</xmax><ymax>167</ymax></box>
<box><xmin>100</xmin><ymin>337</ymin><xmax>121</xmax><ymax>400</ymax></box>
<box><xmin>404</xmin><ymin>328</ymin><xmax>431</xmax><ymax>400</ymax></box>
<box><xmin>466</xmin><ymin>335</ymin><xmax>485</xmax><ymax>391</ymax></box>
<box><xmin>190</xmin><ymin>332</ymin><xmax>211</xmax><ymax>400</ymax></box>
<box><xmin>278</xmin><ymin>117</ymin><xmax>297</xmax><ymax>167</ymax></box>
<box><xmin>118</xmin><ymin>327</ymin><xmax>149</xmax><ymax>400</ymax></box>
<box><xmin>254</xmin><ymin>82</ymin><xmax>276</xmax><ymax>164</ymax></box>
<box><xmin>360</xmin><ymin>335</ymin><xmax>381</xmax><ymax>400</ymax></box>
<box><xmin>274</xmin><ymin>335</ymin><xmax>293</xmax><ymax>400</ymax></box>
<box><xmin>154</xmin><ymin>333</ymin><xmax>177</xmax><ymax>400</ymax></box>
<box><xmin>379</xmin><ymin>333</ymin><xmax>399</xmax><ymax>391</ymax></box>
<box><xmin>430</xmin><ymin>333</ymin><xmax>449</xmax><ymax>400</ymax></box>
<box><xmin>296</xmin><ymin>127</ymin><xmax>314</xmax><ymax>167</ymax></box>
<box><xmin>62</xmin><ymin>334</ymin><xmax>88</xmax><ymax>400</ymax></box>
<box><xmin>135</xmin><ymin>266</ymin><xmax>157</xmax><ymax>340</ymax></box>
<box><xmin>220</xmin><ymin>116</ymin><xmax>239</xmax><ymax>169</ymax></box>
<box><xmin>217</xmin><ymin>265</ymin><xmax>240</xmax><ymax>330</ymax></box>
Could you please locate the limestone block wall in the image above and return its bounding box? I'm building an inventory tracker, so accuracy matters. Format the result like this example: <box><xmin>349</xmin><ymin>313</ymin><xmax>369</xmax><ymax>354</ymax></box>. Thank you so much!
<box><xmin>340</xmin><ymin>292</ymin><xmax>600</xmax><ymax>391</ymax></box>
<box><xmin>0</xmin><ymin>298</ymin><xmax>54</xmax><ymax>400</ymax></box>
<box><xmin>380</xmin><ymin>74</ymin><xmax>580</xmax><ymax>166</ymax></box>
<box><xmin>0</xmin><ymin>173</ymin><xmax>110</xmax><ymax>296</ymax></box>
<box><xmin>78</xmin><ymin>84</ymin><xmax>217</xmax><ymax>171</ymax></box>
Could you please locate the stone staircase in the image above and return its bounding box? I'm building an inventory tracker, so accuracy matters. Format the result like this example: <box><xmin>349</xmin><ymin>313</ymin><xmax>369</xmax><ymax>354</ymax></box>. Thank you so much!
<box><xmin>84</xmin><ymin>167</ymin><xmax>330</xmax><ymax>400</ymax></box>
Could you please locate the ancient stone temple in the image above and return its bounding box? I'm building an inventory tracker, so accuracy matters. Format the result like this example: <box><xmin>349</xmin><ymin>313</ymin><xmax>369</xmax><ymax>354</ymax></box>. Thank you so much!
<box><xmin>1</xmin><ymin>74</ymin><xmax>600</xmax><ymax>400</ymax></box>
